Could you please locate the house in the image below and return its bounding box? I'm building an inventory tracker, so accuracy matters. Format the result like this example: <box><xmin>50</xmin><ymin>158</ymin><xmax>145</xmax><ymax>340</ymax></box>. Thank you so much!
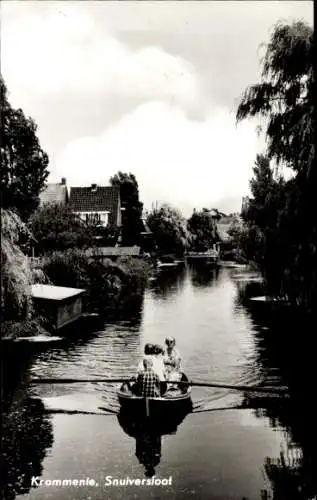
<box><xmin>68</xmin><ymin>184</ymin><xmax>122</xmax><ymax>227</ymax></box>
<box><xmin>39</xmin><ymin>178</ymin><xmax>68</xmax><ymax>206</ymax></box>
<box><xmin>31</xmin><ymin>284</ymin><xmax>85</xmax><ymax>331</ymax></box>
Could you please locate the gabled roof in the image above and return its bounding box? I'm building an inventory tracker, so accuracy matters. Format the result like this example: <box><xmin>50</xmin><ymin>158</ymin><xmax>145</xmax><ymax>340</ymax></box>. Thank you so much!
<box><xmin>39</xmin><ymin>183</ymin><xmax>68</xmax><ymax>206</ymax></box>
<box><xmin>69</xmin><ymin>185</ymin><xmax>120</xmax><ymax>226</ymax></box>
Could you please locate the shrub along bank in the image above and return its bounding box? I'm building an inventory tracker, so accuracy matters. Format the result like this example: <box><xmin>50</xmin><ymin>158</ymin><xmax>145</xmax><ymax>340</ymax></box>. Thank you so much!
<box><xmin>42</xmin><ymin>249</ymin><xmax>151</xmax><ymax>313</ymax></box>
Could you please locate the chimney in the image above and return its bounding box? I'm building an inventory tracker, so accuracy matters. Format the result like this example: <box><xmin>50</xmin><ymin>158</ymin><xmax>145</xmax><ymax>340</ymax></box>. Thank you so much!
<box><xmin>61</xmin><ymin>177</ymin><xmax>66</xmax><ymax>185</ymax></box>
<box><xmin>91</xmin><ymin>183</ymin><xmax>97</xmax><ymax>192</ymax></box>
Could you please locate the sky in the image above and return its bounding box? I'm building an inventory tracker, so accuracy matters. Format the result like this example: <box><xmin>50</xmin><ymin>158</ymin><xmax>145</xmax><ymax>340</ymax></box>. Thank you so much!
<box><xmin>1</xmin><ymin>1</ymin><xmax>313</xmax><ymax>216</ymax></box>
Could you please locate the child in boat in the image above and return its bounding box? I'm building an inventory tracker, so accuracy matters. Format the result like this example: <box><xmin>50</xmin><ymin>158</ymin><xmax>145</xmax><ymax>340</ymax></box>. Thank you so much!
<box><xmin>164</xmin><ymin>337</ymin><xmax>182</xmax><ymax>372</ymax></box>
<box><xmin>136</xmin><ymin>343</ymin><xmax>167</xmax><ymax>395</ymax></box>
<box><xmin>135</xmin><ymin>358</ymin><xmax>160</xmax><ymax>397</ymax></box>
<box><xmin>137</xmin><ymin>344</ymin><xmax>166</xmax><ymax>379</ymax></box>
<box><xmin>153</xmin><ymin>344</ymin><xmax>167</xmax><ymax>394</ymax></box>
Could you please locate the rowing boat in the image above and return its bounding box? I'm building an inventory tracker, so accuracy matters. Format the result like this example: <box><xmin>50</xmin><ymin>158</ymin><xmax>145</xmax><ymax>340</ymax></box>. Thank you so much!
<box><xmin>117</xmin><ymin>372</ymin><xmax>192</xmax><ymax>416</ymax></box>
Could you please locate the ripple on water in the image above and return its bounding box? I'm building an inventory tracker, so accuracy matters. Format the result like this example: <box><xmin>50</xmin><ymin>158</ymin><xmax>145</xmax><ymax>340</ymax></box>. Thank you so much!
<box><xmin>29</xmin><ymin>267</ymin><xmax>286</xmax><ymax>415</ymax></box>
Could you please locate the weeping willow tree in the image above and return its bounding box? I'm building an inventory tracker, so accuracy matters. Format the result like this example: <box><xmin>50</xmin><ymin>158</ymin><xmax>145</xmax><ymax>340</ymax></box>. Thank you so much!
<box><xmin>1</xmin><ymin>209</ymin><xmax>34</xmax><ymax>324</ymax></box>
<box><xmin>236</xmin><ymin>21</ymin><xmax>315</xmax><ymax>314</ymax></box>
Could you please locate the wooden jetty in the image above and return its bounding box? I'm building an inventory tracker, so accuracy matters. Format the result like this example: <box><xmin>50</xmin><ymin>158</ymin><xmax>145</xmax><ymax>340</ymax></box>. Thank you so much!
<box><xmin>186</xmin><ymin>248</ymin><xmax>220</xmax><ymax>265</ymax></box>
<box><xmin>31</xmin><ymin>284</ymin><xmax>86</xmax><ymax>331</ymax></box>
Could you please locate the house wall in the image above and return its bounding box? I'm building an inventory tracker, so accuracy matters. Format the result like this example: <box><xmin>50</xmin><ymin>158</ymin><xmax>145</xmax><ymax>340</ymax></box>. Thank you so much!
<box><xmin>76</xmin><ymin>211</ymin><xmax>109</xmax><ymax>226</ymax></box>
<box><xmin>32</xmin><ymin>298</ymin><xmax>56</xmax><ymax>329</ymax></box>
<box><xmin>57</xmin><ymin>297</ymin><xmax>83</xmax><ymax>329</ymax></box>
<box><xmin>33</xmin><ymin>296</ymin><xmax>83</xmax><ymax>330</ymax></box>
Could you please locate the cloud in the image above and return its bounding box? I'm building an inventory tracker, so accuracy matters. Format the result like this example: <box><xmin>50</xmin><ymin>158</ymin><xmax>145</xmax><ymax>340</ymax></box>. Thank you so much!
<box><xmin>54</xmin><ymin>101</ymin><xmax>259</xmax><ymax>216</ymax></box>
<box><xmin>2</xmin><ymin>3</ymin><xmax>201</xmax><ymax>113</ymax></box>
<box><xmin>2</xmin><ymin>2</ymin><xmax>265</xmax><ymax>214</ymax></box>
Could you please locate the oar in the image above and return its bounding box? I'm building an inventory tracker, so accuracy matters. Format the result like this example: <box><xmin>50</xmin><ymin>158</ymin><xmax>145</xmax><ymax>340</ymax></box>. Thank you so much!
<box><xmin>30</xmin><ymin>378</ymin><xmax>131</xmax><ymax>384</ymax></box>
<box><xmin>178</xmin><ymin>380</ymin><xmax>288</xmax><ymax>394</ymax></box>
<box><xmin>30</xmin><ymin>377</ymin><xmax>288</xmax><ymax>394</ymax></box>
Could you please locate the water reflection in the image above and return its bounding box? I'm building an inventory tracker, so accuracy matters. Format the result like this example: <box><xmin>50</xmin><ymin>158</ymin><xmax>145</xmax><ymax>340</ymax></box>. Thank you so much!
<box><xmin>234</xmin><ymin>278</ymin><xmax>317</xmax><ymax>499</ymax></box>
<box><xmin>118</xmin><ymin>403</ymin><xmax>192</xmax><ymax>477</ymax></box>
<box><xmin>3</xmin><ymin>266</ymin><xmax>316</xmax><ymax>499</ymax></box>
<box><xmin>1</xmin><ymin>396</ymin><xmax>54</xmax><ymax>500</ymax></box>
<box><xmin>188</xmin><ymin>262</ymin><xmax>220</xmax><ymax>288</ymax></box>
<box><xmin>102</xmin><ymin>293</ymin><xmax>144</xmax><ymax>328</ymax></box>
<box><xmin>149</xmin><ymin>266</ymin><xmax>187</xmax><ymax>300</ymax></box>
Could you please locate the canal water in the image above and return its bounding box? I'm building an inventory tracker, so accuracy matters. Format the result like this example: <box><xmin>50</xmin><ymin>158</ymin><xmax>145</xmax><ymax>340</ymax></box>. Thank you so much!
<box><xmin>2</xmin><ymin>264</ymin><xmax>316</xmax><ymax>500</ymax></box>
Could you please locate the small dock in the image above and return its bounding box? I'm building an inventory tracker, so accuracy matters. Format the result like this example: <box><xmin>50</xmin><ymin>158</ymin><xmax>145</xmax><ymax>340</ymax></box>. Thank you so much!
<box><xmin>31</xmin><ymin>284</ymin><xmax>86</xmax><ymax>331</ymax></box>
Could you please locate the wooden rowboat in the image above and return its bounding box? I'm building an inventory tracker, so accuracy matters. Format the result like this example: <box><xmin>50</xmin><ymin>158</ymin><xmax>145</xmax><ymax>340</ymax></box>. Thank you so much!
<box><xmin>117</xmin><ymin>372</ymin><xmax>192</xmax><ymax>416</ymax></box>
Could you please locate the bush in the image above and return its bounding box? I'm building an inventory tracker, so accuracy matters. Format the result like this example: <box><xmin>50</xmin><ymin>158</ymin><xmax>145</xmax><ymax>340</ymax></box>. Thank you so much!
<box><xmin>42</xmin><ymin>249</ymin><xmax>88</xmax><ymax>289</ymax></box>
<box><xmin>1</xmin><ymin>319</ymin><xmax>49</xmax><ymax>339</ymax></box>
<box><xmin>116</xmin><ymin>257</ymin><xmax>151</xmax><ymax>292</ymax></box>
<box><xmin>29</xmin><ymin>204</ymin><xmax>95</xmax><ymax>252</ymax></box>
<box><xmin>43</xmin><ymin>250</ymin><xmax>151</xmax><ymax>312</ymax></box>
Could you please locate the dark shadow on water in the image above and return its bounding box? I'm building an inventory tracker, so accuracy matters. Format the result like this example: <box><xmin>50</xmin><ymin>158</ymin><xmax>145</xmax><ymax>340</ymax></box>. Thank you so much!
<box><xmin>187</xmin><ymin>262</ymin><xmax>221</xmax><ymax>288</ymax></box>
<box><xmin>102</xmin><ymin>293</ymin><xmax>144</xmax><ymax>329</ymax></box>
<box><xmin>235</xmin><ymin>279</ymin><xmax>317</xmax><ymax>500</ymax></box>
<box><xmin>1</xmin><ymin>342</ymin><xmax>37</xmax><ymax>412</ymax></box>
<box><xmin>117</xmin><ymin>401</ymin><xmax>192</xmax><ymax>477</ymax></box>
<box><xmin>25</xmin><ymin>295</ymin><xmax>145</xmax><ymax>370</ymax></box>
<box><xmin>1</xmin><ymin>396</ymin><xmax>54</xmax><ymax>500</ymax></box>
<box><xmin>149</xmin><ymin>266</ymin><xmax>187</xmax><ymax>300</ymax></box>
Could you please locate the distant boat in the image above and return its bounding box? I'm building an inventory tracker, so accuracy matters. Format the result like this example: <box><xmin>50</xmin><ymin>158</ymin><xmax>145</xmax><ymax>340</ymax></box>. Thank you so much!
<box><xmin>156</xmin><ymin>260</ymin><xmax>178</xmax><ymax>270</ymax></box>
<box><xmin>186</xmin><ymin>249</ymin><xmax>220</xmax><ymax>265</ymax></box>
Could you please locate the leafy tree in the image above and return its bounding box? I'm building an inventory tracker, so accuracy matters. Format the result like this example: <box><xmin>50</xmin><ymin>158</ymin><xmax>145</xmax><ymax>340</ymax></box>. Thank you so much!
<box><xmin>29</xmin><ymin>203</ymin><xmax>95</xmax><ymax>252</ymax></box>
<box><xmin>237</xmin><ymin>21</ymin><xmax>314</xmax><ymax>178</ymax></box>
<box><xmin>240</xmin><ymin>156</ymin><xmax>287</xmax><ymax>288</ymax></box>
<box><xmin>187</xmin><ymin>208</ymin><xmax>219</xmax><ymax>252</ymax></box>
<box><xmin>1</xmin><ymin>76</ymin><xmax>49</xmax><ymax>220</ymax></box>
<box><xmin>146</xmin><ymin>203</ymin><xmax>189</xmax><ymax>257</ymax></box>
<box><xmin>236</xmin><ymin>21</ymin><xmax>315</xmax><ymax>312</ymax></box>
<box><xmin>109</xmin><ymin>172</ymin><xmax>143</xmax><ymax>246</ymax></box>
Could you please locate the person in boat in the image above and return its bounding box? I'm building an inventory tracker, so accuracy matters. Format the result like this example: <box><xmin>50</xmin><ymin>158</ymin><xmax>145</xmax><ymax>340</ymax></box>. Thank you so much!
<box><xmin>135</xmin><ymin>358</ymin><xmax>160</xmax><ymax>398</ymax></box>
<box><xmin>163</xmin><ymin>337</ymin><xmax>182</xmax><ymax>383</ymax></box>
<box><xmin>153</xmin><ymin>344</ymin><xmax>167</xmax><ymax>395</ymax></box>
<box><xmin>152</xmin><ymin>344</ymin><xmax>165</xmax><ymax>371</ymax></box>
<box><xmin>136</xmin><ymin>343</ymin><xmax>167</xmax><ymax>395</ymax></box>
<box><xmin>164</xmin><ymin>337</ymin><xmax>182</xmax><ymax>371</ymax></box>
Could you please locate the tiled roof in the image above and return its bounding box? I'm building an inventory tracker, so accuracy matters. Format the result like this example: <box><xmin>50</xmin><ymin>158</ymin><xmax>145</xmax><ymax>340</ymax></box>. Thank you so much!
<box><xmin>86</xmin><ymin>246</ymin><xmax>141</xmax><ymax>257</ymax></box>
<box><xmin>39</xmin><ymin>184</ymin><xmax>68</xmax><ymax>205</ymax></box>
<box><xmin>69</xmin><ymin>186</ymin><xmax>120</xmax><ymax>226</ymax></box>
